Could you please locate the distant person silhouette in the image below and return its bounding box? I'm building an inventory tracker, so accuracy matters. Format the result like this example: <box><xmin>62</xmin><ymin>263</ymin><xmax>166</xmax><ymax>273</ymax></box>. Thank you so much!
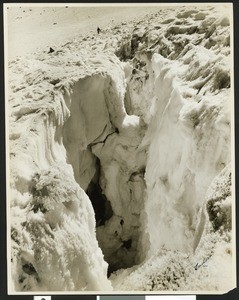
<box><xmin>97</xmin><ymin>27</ymin><xmax>101</xmax><ymax>34</ymax></box>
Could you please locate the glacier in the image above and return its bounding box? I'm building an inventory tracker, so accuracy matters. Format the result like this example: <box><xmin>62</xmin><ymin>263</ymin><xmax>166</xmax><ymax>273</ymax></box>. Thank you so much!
<box><xmin>7</xmin><ymin>4</ymin><xmax>235</xmax><ymax>293</ymax></box>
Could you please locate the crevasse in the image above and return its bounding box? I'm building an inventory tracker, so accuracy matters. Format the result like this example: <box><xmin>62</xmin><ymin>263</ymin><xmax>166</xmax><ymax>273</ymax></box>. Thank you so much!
<box><xmin>9</xmin><ymin>6</ymin><xmax>233</xmax><ymax>292</ymax></box>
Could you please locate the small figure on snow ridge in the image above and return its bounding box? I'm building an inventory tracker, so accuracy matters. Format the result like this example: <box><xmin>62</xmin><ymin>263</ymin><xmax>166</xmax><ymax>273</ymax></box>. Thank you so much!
<box><xmin>97</xmin><ymin>27</ymin><xmax>101</xmax><ymax>34</ymax></box>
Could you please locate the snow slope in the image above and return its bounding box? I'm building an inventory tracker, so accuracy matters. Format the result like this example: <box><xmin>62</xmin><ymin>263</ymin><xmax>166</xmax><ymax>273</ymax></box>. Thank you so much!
<box><xmin>6</xmin><ymin>4</ymin><xmax>235</xmax><ymax>293</ymax></box>
<box><xmin>7</xmin><ymin>5</ymin><xmax>167</xmax><ymax>60</ymax></box>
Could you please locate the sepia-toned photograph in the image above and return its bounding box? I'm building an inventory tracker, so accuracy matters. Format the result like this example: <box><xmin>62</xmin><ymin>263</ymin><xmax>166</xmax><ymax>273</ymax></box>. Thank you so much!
<box><xmin>4</xmin><ymin>3</ymin><xmax>236</xmax><ymax>294</ymax></box>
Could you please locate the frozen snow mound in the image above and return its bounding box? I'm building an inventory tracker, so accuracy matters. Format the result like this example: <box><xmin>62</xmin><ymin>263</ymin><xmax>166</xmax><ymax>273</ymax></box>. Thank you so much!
<box><xmin>8</xmin><ymin>4</ymin><xmax>234</xmax><ymax>292</ymax></box>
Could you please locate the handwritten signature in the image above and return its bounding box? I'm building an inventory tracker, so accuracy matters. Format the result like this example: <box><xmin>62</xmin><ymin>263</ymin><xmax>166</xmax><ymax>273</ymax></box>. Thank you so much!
<box><xmin>194</xmin><ymin>254</ymin><xmax>212</xmax><ymax>270</ymax></box>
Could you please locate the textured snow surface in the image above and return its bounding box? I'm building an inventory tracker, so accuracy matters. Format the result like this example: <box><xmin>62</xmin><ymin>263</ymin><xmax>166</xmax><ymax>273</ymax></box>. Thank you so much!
<box><xmin>7</xmin><ymin>4</ymin><xmax>234</xmax><ymax>293</ymax></box>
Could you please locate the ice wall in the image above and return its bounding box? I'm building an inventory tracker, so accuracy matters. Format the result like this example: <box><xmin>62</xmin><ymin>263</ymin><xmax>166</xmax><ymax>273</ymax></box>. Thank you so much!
<box><xmin>142</xmin><ymin>53</ymin><xmax>231</xmax><ymax>255</ymax></box>
<box><xmin>119</xmin><ymin>8</ymin><xmax>232</xmax><ymax>259</ymax></box>
<box><xmin>9</xmin><ymin>57</ymin><xmax>125</xmax><ymax>291</ymax></box>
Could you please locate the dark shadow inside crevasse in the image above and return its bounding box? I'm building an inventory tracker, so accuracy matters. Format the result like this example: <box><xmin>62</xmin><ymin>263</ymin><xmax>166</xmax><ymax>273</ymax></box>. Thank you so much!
<box><xmin>86</xmin><ymin>179</ymin><xmax>113</xmax><ymax>227</ymax></box>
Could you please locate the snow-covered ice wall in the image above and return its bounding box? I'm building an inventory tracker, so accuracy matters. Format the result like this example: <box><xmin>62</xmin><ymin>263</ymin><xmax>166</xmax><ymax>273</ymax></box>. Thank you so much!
<box><xmin>7</xmin><ymin>4</ymin><xmax>234</xmax><ymax>293</ymax></box>
<box><xmin>143</xmin><ymin>52</ymin><xmax>231</xmax><ymax>255</ymax></box>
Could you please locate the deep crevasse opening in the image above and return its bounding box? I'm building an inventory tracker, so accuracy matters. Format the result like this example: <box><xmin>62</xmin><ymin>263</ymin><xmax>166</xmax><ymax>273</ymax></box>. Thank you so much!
<box><xmin>9</xmin><ymin>50</ymin><xmax>231</xmax><ymax>291</ymax></box>
<box><xmin>61</xmin><ymin>73</ymin><xmax>148</xmax><ymax>275</ymax></box>
<box><xmin>60</xmin><ymin>48</ymin><xmax>230</xmax><ymax>274</ymax></box>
